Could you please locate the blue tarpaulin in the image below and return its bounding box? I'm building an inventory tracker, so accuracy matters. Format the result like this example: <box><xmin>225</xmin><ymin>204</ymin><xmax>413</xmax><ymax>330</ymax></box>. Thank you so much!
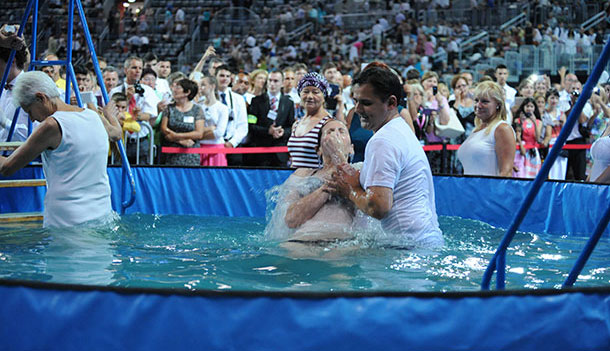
<box><xmin>1</xmin><ymin>166</ymin><xmax>610</xmax><ymax>350</ymax></box>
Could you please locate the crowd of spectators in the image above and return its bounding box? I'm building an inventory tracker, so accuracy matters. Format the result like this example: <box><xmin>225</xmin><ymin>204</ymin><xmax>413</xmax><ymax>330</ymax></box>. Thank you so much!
<box><xmin>1</xmin><ymin>0</ymin><xmax>609</xmax><ymax>183</ymax></box>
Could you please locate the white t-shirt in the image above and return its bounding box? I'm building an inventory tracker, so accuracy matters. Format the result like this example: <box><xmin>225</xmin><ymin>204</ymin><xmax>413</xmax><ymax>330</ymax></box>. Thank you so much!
<box><xmin>457</xmin><ymin>120</ymin><xmax>513</xmax><ymax>176</ymax></box>
<box><xmin>42</xmin><ymin>109</ymin><xmax>112</xmax><ymax>228</ymax></box>
<box><xmin>359</xmin><ymin>118</ymin><xmax>443</xmax><ymax>246</ymax></box>
<box><xmin>1</xmin><ymin>71</ymin><xmax>36</xmax><ymax>142</ymax></box>
<box><xmin>590</xmin><ymin>136</ymin><xmax>610</xmax><ymax>181</ymax></box>
<box><xmin>200</xmin><ymin>101</ymin><xmax>229</xmax><ymax>145</ymax></box>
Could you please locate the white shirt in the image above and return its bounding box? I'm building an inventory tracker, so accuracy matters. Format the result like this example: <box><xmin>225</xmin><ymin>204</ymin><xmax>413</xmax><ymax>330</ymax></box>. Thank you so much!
<box><xmin>457</xmin><ymin>120</ymin><xmax>513</xmax><ymax>176</ymax></box>
<box><xmin>0</xmin><ymin>71</ymin><xmax>36</xmax><ymax>142</ymax></box>
<box><xmin>567</xmin><ymin>102</ymin><xmax>593</xmax><ymax>141</ymax></box>
<box><xmin>219</xmin><ymin>87</ymin><xmax>248</xmax><ymax>147</ymax></box>
<box><xmin>504</xmin><ymin>83</ymin><xmax>517</xmax><ymax>109</ymax></box>
<box><xmin>360</xmin><ymin>118</ymin><xmax>443</xmax><ymax>246</ymax></box>
<box><xmin>156</xmin><ymin>78</ymin><xmax>171</xmax><ymax>97</ymax></box>
<box><xmin>200</xmin><ymin>101</ymin><xmax>229</xmax><ymax>145</ymax></box>
<box><xmin>590</xmin><ymin>136</ymin><xmax>610</xmax><ymax>181</ymax></box>
<box><xmin>42</xmin><ymin>109</ymin><xmax>112</xmax><ymax>228</ymax></box>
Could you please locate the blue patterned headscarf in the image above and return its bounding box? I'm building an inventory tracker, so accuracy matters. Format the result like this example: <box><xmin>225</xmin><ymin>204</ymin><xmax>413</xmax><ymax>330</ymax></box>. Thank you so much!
<box><xmin>297</xmin><ymin>72</ymin><xmax>331</xmax><ymax>97</ymax></box>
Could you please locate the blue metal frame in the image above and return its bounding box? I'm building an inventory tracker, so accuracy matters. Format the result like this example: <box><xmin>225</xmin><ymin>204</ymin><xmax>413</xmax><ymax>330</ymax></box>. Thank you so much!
<box><xmin>0</xmin><ymin>0</ymin><xmax>135</xmax><ymax>213</ymax></box>
<box><xmin>481</xmin><ymin>38</ymin><xmax>610</xmax><ymax>290</ymax></box>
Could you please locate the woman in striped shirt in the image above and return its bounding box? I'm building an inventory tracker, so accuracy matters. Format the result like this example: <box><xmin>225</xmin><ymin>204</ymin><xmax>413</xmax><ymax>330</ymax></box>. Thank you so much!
<box><xmin>287</xmin><ymin>73</ymin><xmax>334</xmax><ymax>168</ymax></box>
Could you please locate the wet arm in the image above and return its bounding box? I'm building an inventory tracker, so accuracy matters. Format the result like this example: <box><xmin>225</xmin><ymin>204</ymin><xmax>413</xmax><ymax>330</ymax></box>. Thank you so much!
<box><xmin>594</xmin><ymin>166</ymin><xmax>610</xmax><ymax>184</ymax></box>
<box><xmin>347</xmin><ymin>185</ymin><xmax>393</xmax><ymax>220</ymax></box>
<box><xmin>285</xmin><ymin>185</ymin><xmax>331</xmax><ymax>228</ymax></box>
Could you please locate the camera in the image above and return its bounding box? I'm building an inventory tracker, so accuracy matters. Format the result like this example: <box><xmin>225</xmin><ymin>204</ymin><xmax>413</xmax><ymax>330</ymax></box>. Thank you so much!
<box><xmin>4</xmin><ymin>25</ymin><xmax>16</xmax><ymax>34</ymax></box>
<box><xmin>571</xmin><ymin>90</ymin><xmax>580</xmax><ymax>98</ymax></box>
<box><xmin>432</xmin><ymin>86</ymin><xmax>438</xmax><ymax>95</ymax></box>
<box><xmin>134</xmin><ymin>82</ymin><xmax>145</xmax><ymax>96</ymax></box>
<box><xmin>325</xmin><ymin>83</ymin><xmax>340</xmax><ymax>111</ymax></box>
<box><xmin>525</xmin><ymin>112</ymin><xmax>532</xmax><ymax>118</ymax></box>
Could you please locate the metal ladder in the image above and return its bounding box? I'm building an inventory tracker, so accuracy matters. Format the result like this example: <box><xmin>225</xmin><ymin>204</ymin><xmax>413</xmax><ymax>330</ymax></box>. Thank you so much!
<box><xmin>0</xmin><ymin>142</ymin><xmax>44</xmax><ymax>223</ymax></box>
<box><xmin>0</xmin><ymin>0</ymin><xmax>136</xmax><ymax>224</ymax></box>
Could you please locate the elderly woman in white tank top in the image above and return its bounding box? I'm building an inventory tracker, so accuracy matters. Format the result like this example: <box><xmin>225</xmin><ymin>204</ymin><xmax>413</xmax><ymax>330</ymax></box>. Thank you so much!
<box><xmin>0</xmin><ymin>71</ymin><xmax>114</xmax><ymax>228</ymax></box>
<box><xmin>457</xmin><ymin>81</ymin><xmax>516</xmax><ymax>177</ymax></box>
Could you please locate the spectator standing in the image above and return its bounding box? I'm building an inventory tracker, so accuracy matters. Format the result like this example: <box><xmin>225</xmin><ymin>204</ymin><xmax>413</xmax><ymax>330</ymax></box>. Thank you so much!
<box><xmin>247</xmin><ymin>71</ymin><xmax>295</xmax><ymax>167</ymax></box>
<box><xmin>457</xmin><ymin>81</ymin><xmax>516</xmax><ymax>177</ymax></box>
<box><xmin>216</xmin><ymin>65</ymin><xmax>248</xmax><ymax>166</ymax></box>
<box><xmin>160</xmin><ymin>79</ymin><xmax>204</xmax><ymax>166</ymax></box>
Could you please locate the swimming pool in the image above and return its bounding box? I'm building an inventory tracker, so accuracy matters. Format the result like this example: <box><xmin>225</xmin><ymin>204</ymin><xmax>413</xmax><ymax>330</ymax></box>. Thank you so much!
<box><xmin>1</xmin><ymin>166</ymin><xmax>609</xmax><ymax>350</ymax></box>
<box><xmin>1</xmin><ymin>214</ymin><xmax>609</xmax><ymax>291</ymax></box>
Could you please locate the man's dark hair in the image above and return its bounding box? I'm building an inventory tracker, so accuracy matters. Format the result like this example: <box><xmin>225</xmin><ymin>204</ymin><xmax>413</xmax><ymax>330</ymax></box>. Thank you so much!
<box><xmin>143</xmin><ymin>52</ymin><xmax>158</xmax><ymax>63</ymax></box>
<box><xmin>406</xmin><ymin>68</ymin><xmax>420</xmax><ymax>80</ymax></box>
<box><xmin>495</xmin><ymin>64</ymin><xmax>508</xmax><ymax>71</ymax></box>
<box><xmin>321</xmin><ymin>62</ymin><xmax>338</xmax><ymax>75</ymax></box>
<box><xmin>353</xmin><ymin>66</ymin><xmax>402</xmax><ymax>104</ymax></box>
<box><xmin>215</xmin><ymin>64</ymin><xmax>233</xmax><ymax>75</ymax></box>
<box><xmin>73</xmin><ymin>63</ymin><xmax>90</xmax><ymax>76</ymax></box>
<box><xmin>142</xmin><ymin>67</ymin><xmax>157</xmax><ymax>78</ymax></box>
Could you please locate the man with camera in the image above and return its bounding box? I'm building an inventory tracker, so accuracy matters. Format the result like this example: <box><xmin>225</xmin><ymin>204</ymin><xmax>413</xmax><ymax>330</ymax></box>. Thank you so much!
<box><xmin>109</xmin><ymin>56</ymin><xmax>160</xmax><ymax>164</ymax></box>
<box><xmin>562</xmin><ymin>78</ymin><xmax>594</xmax><ymax>181</ymax></box>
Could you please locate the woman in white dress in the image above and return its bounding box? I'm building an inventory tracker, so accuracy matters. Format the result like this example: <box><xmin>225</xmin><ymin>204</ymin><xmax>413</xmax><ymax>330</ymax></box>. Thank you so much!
<box><xmin>457</xmin><ymin>81</ymin><xmax>516</xmax><ymax>177</ymax></box>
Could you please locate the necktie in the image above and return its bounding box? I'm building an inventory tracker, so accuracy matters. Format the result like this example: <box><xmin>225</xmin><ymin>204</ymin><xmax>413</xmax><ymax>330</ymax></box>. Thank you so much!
<box><xmin>220</xmin><ymin>92</ymin><xmax>227</xmax><ymax>105</ymax></box>
<box><xmin>270</xmin><ymin>96</ymin><xmax>278</xmax><ymax>111</ymax></box>
<box><xmin>128</xmin><ymin>95</ymin><xmax>137</xmax><ymax>114</ymax></box>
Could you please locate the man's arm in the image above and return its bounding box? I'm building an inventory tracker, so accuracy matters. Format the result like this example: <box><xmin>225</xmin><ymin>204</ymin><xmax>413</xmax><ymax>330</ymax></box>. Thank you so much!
<box><xmin>332</xmin><ymin>164</ymin><xmax>393</xmax><ymax>220</ymax></box>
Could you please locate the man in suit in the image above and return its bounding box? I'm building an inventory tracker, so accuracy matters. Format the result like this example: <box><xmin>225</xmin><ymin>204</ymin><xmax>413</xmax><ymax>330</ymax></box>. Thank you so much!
<box><xmin>247</xmin><ymin>71</ymin><xmax>295</xmax><ymax>167</ymax></box>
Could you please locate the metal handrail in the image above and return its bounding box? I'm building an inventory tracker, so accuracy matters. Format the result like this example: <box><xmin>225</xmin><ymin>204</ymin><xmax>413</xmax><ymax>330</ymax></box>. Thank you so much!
<box><xmin>123</xmin><ymin>123</ymin><xmax>155</xmax><ymax>166</ymax></box>
<box><xmin>581</xmin><ymin>11</ymin><xmax>608</xmax><ymax>31</ymax></box>
<box><xmin>481</xmin><ymin>37</ymin><xmax>610</xmax><ymax>290</ymax></box>
<box><xmin>499</xmin><ymin>12</ymin><xmax>526</xmax><ymax>32</ymax></box>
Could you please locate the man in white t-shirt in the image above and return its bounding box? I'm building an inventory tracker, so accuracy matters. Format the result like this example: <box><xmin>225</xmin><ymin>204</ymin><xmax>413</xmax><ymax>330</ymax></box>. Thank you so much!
<box><xmin>332</xmin><ymin>66</ymin><xmax>443</xmax><ymax>247</ymax></box>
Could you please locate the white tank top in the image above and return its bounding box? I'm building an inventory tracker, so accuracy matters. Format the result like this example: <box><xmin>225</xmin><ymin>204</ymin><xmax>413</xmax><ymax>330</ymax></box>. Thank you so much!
<box><xmin>42</xmin><ymin>109</ymin><xmax>112</xmax><ymax>228</ymax></box>
<box><xmin>590</xmin><ymin>136</ymin><xmax>610</xmax><ymax>181</ymax></box>
<box><xmin>457</xmin><ymin>120</ymin><xmax>512</xmax><ymax>176</ymax></box>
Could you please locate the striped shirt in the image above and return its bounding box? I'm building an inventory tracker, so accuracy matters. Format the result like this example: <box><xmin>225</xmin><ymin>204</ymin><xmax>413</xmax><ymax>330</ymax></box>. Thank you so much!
<box><xmin>287</xmin><ymin>115</ymin><xmax>333</xmax><ymax>168</ymax></box>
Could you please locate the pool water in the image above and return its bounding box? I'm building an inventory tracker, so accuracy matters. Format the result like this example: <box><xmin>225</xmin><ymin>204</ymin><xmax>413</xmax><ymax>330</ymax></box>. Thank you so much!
<box><xmin>0</xmin><ymin>214</ymin><xmax>608</xmax><ymax>291</ymax></box>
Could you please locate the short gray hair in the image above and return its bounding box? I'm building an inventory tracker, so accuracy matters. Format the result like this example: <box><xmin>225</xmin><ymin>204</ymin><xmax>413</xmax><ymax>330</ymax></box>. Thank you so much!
<box><xmin>13</xmin><ymin>71</ymin><xmax>60</xmax><ymax>108</ymax></box>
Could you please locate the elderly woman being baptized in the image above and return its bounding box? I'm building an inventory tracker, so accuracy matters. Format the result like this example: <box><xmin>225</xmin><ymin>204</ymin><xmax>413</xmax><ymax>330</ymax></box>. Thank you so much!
<box><xmin>265</xmin><ymin>119</ymin><xmax>360</xmax><ymax>254</ymax></box>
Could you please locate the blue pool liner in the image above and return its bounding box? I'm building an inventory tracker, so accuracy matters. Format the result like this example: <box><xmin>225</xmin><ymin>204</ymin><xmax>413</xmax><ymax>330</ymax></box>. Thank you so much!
<box><xmin>1</xmin><ymin>166</ymin><xmax>610</xmax><ymax>350</ymax></box>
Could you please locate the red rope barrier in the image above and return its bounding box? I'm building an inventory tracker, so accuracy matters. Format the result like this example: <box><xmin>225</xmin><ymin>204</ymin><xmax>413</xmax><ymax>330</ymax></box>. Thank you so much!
<box><xmin>162</xmin><ymin>143</ymin><xmax>592</xmax><ymax>155</ymax></box>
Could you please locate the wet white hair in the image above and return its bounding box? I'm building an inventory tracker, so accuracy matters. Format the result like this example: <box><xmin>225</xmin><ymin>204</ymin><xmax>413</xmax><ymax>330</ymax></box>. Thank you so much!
<box><xmin>13</xmin><ymin>71</ymin><xmax>60</xmax><ymax>108</ymax></box>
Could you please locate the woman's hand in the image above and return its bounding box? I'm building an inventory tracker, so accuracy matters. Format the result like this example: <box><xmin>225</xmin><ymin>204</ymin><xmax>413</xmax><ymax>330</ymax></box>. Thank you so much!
<box><xmin>177</xmin><ymin>139</ymin><xmax>195</xmax><ymax>147</ymax></box>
